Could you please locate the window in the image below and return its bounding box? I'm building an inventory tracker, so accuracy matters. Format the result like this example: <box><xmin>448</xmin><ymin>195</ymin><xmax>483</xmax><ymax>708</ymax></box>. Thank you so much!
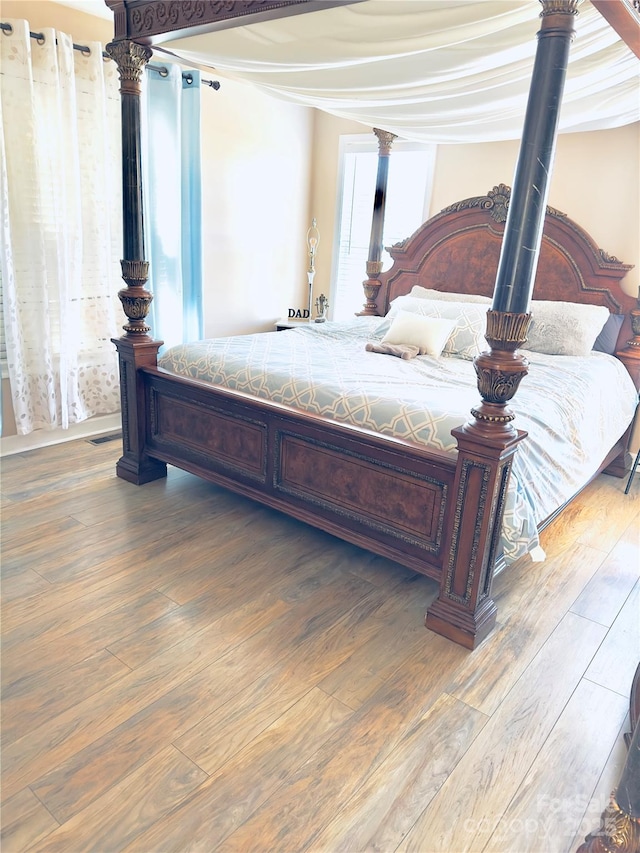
<box><xmin>331</xmin><ymin>136</ymin><xmax>437</xmax><ymax>320</ymax></box>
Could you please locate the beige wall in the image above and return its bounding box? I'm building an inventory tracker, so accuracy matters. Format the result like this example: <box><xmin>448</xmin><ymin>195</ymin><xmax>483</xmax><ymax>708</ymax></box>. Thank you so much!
<box><xmin>311</xmin><ymin>114</ymin><xmax>640</xmax><ymax>300</ymax></box>
<box><xmin>3</xmin><ymin>0</ymin><xmax>114</xmax><ymax>42</ymax></box>
<box><xmin>200</xmin><ymin>78</ymin><xmax>313</xmax><ymax>337</ymax></box>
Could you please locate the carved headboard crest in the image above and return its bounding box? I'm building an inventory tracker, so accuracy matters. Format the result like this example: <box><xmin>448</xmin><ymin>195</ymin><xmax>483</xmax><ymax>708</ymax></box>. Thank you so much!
<box><xmin>438</xmin><ymin>184</ymin><xmax>570</xmax><ymax>226</ymax></box>
<box><xmin>439</xmin><ymin>183</ymin><xmax>511</xmax><ymax>223</ymax></box>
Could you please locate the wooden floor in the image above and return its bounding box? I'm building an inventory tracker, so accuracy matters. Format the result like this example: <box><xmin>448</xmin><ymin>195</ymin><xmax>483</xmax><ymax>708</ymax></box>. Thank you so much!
<box><xmin>1</xmin><ymin>435</ymin><xmax>638</xmax><ymax>853</ymax></box>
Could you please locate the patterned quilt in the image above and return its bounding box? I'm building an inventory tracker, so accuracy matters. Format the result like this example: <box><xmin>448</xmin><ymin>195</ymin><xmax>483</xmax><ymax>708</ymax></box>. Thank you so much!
<box><xmin>159</xmin><ymin>318</ymin><xmax>637</xmax><ymax>564</ymax></box>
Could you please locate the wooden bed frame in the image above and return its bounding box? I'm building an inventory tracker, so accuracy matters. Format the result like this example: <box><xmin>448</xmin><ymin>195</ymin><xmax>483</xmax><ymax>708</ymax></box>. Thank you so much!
<box><xmin>105</xmin><ymin>0</ymin><xmax>640</xmax><ymax>649</ymax></box>
<box><xmin>115</xmin><ymin>185</ymin><xmax>637</xmax><ymax>643</ymax></box>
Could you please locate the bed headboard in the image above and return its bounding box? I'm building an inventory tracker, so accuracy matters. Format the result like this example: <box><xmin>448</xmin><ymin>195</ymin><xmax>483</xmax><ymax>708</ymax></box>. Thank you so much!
<box><xmin>374</xmin><ymin>183</ymin><xmax>636</xmax><ymax>350</ymax></box>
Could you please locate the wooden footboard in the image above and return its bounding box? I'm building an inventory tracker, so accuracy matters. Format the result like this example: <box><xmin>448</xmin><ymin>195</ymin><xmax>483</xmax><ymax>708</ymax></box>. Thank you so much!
<box><xmin>143</xmin><ymin>367</ymin><xmax>456</xmax><ymax>580</ymax></box>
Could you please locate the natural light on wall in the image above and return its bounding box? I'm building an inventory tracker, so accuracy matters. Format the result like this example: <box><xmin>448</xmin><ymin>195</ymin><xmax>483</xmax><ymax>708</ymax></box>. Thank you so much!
<box><xmin>331</xmin><ymin>136</ymin><xmax>437</xmax><ymax>320</ymax></box>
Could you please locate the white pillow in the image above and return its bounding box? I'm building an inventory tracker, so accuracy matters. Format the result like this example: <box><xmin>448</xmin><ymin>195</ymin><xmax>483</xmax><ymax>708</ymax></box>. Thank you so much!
<box><xmin>377</xmin><ymin>297</ymin><xmax>488</xmax><ymax>360</ymax></box>
<box><xmin>522</xmin><ymin>300</ymin><xmax>610</xmax><ymax>356</ymax></box>
<box><xmin>382</xmin><ymin>311</ymin><xmax>456</xmax><ymax>356</ymax></box>
<box><xmin>409</xmin><ymin>285</ymin><xmax>491</xmax><ymax>304</ymax></box>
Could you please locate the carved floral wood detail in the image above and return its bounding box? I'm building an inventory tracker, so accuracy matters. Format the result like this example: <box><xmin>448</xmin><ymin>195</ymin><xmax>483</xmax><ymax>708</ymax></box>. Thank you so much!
<box><xmin>107</xmin><ymin>0</ymin><xmax>338</xmax><ymax>40</ymax></box>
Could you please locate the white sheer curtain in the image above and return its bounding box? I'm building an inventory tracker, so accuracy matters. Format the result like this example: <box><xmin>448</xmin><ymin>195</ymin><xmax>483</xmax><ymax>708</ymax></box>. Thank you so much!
<box><xmin>0</xmin><ymin>20</ymin><xmax>122</xmax><ymax>435</ymax></box>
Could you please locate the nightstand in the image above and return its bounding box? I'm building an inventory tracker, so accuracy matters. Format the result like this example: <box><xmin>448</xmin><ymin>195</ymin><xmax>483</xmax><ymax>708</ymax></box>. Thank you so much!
<box><xmin>275</xmin><ymin>319</ymin><xmax>313</xmax><ymax>331</ymax></box>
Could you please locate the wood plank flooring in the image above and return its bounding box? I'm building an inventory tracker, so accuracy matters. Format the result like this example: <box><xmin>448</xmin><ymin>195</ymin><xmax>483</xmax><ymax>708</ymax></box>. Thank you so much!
<box><xmin>1</xmin><ymin>436</ymin><xmax>638</xmax><ymax>852</ymax></box>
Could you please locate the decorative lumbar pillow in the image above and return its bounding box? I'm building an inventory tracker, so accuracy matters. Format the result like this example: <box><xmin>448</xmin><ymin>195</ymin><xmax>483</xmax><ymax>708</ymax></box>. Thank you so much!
<box><xmin>381</xmin><ymin>311</ymin><xmax>456</xmax><ymax>356</ymax></box>
<box><xmin>592</xmin><ymin>312</ymin><xmax>624</xmax><ymax>354</ymax></box>
<box><xmin>521</xmin><ymin>301</ymin><xmax>611</xmax><ymax>357</ymax></box>
<box><xmin>409</xmin><ymin>285</ymin><xmax>491</xmax><ymax>304</ymax></box>
<box><xmin>377</xmin><ymin>297</ymin><xmax>488</xmax><ymax>360</ymax></box>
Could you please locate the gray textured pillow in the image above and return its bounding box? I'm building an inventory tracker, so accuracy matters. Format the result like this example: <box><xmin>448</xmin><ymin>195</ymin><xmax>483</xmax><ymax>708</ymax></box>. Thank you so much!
<box><xmin>522</xmin><ymin>301</ymin><xmax>610</xmax><ymax>357</ymax></box>
<box><xmin>593</xmin><ymin>313</ymin><xmax>624</xmax><ymax>354</ymax></box>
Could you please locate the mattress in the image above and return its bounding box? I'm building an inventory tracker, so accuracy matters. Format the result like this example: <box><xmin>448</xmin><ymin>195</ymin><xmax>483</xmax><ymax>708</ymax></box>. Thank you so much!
<box><xmin>159</xmin><ymin>317</ymin><xmax>637</xmax><ymax>564</ymax></box>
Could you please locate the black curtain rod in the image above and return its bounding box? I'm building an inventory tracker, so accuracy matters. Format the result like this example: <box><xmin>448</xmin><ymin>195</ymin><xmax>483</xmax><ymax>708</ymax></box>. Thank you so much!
<box><xmin>0</xmin><ymin>22</ymin><xmax>220</xmax><ymax>90</ymax></box>
<box><xmin>1</xmin><ymin>20</ymin><xmax>94</xmax><ymax>55</ymax></box>
<box><xmin>147</xmin><ymin>63</ymin><xmax>220</xmax><ymax>90</ymax></box>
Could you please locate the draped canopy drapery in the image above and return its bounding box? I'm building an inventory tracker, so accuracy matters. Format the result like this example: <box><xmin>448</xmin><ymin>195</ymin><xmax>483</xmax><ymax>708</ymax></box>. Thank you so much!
<box><xmin>160</xmin><ymin>0</ymin><xmax>639</xmax><ymax>144</ymax></box>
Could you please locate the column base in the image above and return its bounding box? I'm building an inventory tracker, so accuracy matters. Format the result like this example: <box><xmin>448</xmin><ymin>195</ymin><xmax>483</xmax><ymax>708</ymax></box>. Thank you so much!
<box><xmin>425</xmin><ymin>596</ymin><xmax>497</xmax><ymax>650</ymax></box>
<box><xmin>116</xmin><ymin>455</ymin><xmax>167</xmax><ymax>485</ymax></box>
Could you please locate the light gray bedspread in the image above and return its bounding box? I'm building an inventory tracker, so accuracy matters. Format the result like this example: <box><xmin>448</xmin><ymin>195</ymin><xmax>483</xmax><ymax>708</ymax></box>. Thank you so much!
<box><xmin>159</xmin><ymin>318</ymin><xmax>637</xmax><ymax>564</ymax></box>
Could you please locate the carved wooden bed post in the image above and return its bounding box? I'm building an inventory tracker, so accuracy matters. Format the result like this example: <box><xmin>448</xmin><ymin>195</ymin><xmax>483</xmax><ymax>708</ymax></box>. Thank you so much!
<box><xmin>426</xmin><ymin>0</ymin><xmax>579</xmax><ymax>649</ymax></box>
<box><xmin>359</xmin><ymin>128</ymin><xmax>397</xmax><ymax>316</ymax></box>
<box><xmin>616</xmin><ymin>290</ymin><xmax>640</xmax><ymax>389</ymax></box>
<box><xmin>106</xmin><ymin>38</ymin><xmax>167</xmax><ymax>485</ymax></box>
<box><xmin>577</xmin><ymin>664</ymin><xmax>640</xmax><ymax>852</ymax></box>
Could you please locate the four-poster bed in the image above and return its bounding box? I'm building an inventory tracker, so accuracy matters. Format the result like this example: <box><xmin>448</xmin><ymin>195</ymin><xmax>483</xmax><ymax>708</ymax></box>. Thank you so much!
<box><xmin>105</xmin><ymin>0</ymin><xmax>639</xmax><ymax>649</ymax></box>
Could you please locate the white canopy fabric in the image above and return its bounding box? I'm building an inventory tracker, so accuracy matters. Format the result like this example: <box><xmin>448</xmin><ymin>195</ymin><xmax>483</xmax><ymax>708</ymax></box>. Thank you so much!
<box><xmin>161</xmin><ymin>0</ymin><xmax>639</xmax><ymax>143</ymax></box>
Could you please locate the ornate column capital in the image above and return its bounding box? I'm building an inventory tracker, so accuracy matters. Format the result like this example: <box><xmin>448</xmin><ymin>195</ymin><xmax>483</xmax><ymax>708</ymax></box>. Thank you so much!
<box><xmin>373</xmin><ymin>128</ymin><xmax>398</xmax><ymax>156</ymax></box>
<box><xmin>539</xmin><ymin>0</ymin><xmax>579</xmax><ymax>17</ymax></box>
<box><xmin>106</xmin><ymin>39</ymin><xmax>152</xmax><ymax>94</ymax></box>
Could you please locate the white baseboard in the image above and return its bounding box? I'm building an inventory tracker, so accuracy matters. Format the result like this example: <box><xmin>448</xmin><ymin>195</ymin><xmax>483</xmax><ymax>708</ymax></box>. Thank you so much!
<box><xmin>0</xmin><ymin>413</ymin><xmax>122</xmax><ymax>457</ymax></box>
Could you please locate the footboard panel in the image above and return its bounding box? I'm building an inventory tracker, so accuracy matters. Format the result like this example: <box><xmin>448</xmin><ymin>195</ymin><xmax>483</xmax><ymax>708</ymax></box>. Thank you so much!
<box><xmin>152</xmin><ymin>384</ymin><xmax>269</xmax><ymax>484</ymax></box>
<box><xmin>274</xmin><ymin>429</ymin><xmax>448</xmax><ymax>557</ymax></box>
<box><xmin>143</xmin><ymin>369</ymin><xmax>456</xmax><ymax>579</ymax></box>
